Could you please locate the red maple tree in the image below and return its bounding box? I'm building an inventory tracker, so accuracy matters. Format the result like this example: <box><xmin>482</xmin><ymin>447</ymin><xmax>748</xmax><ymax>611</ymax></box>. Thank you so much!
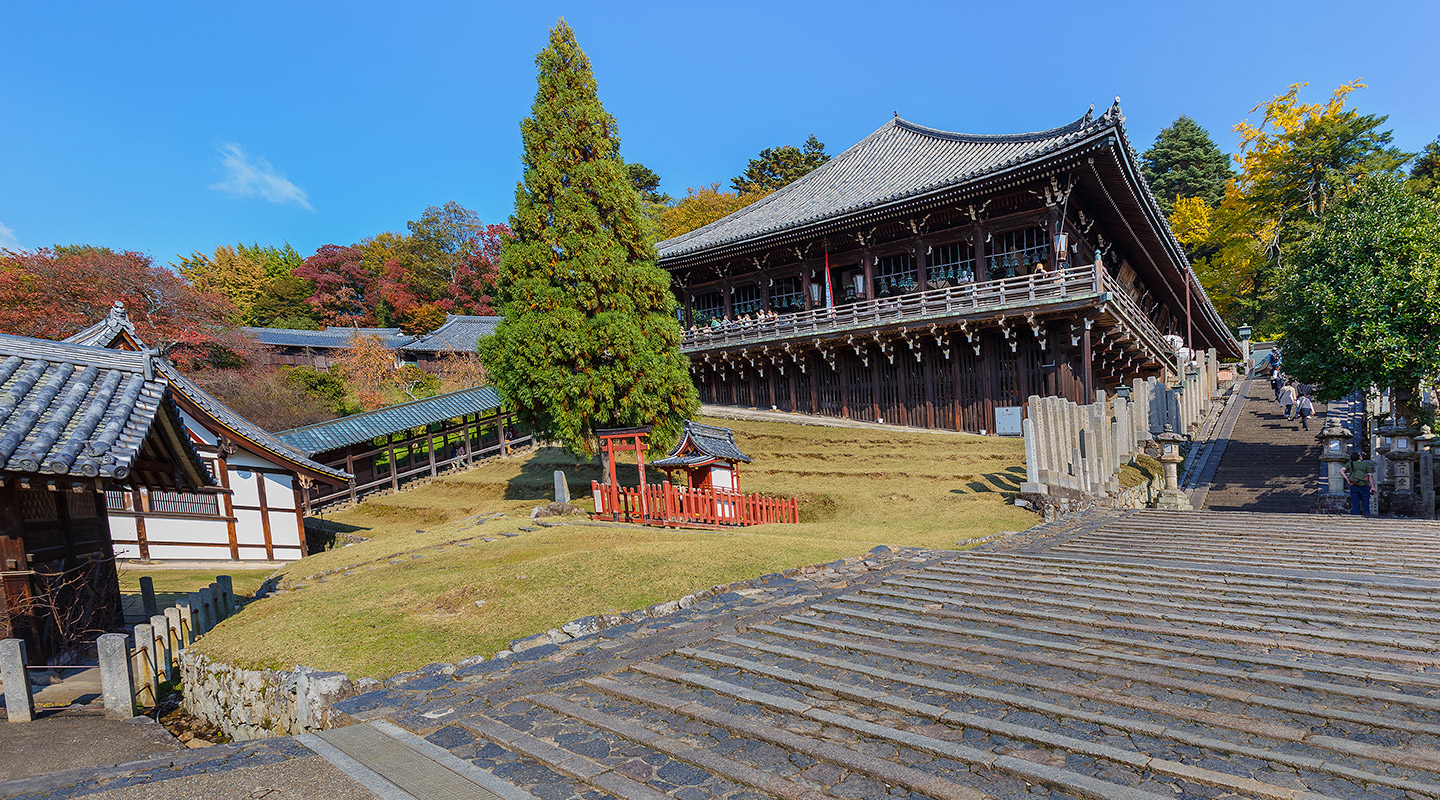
<box><xmin>293</xmin><ymin>244</ymin><xmax>376</xmax><ymax>327</ymax></box>
<box><xmin>0</xmin><ymin>246</ymin><xmax>247</xmax><ymax>367</ymax></box>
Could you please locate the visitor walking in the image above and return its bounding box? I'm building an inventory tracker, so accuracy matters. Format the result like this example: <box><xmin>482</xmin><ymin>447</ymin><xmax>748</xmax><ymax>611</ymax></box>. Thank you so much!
<box><xmin>1279</xmin><ymin>382</ymin><xmax>1298</xmax><ymax>420</ymax></box>
<box><xmin>1296</xmin><ymin>393</ymin><xmax>1314</xmax><ymax>430</ymax></box>
<box><xmin>1340</xmin><ymin>451</ymin><xmax>1374</xmax><ymax>516</ymax></box>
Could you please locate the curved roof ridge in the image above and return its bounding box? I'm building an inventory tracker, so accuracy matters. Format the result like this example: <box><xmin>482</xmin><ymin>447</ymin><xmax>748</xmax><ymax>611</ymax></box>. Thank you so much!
<box><xmin>891</xmin><ymin>111</ymin><xmax>1095</xmax><ymax>144</ymax></box>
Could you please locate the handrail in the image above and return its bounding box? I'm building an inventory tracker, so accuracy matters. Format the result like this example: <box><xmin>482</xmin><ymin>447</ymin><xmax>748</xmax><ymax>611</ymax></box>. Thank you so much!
<box><xmin>682</xmin><ymin>264</ymin><xmax>1099</xmax><ymax>352</ymax></box>
<box><xmin>1101</xmin><ymin>281</ymin><xmax>1175</xmax><ymax>371</ymax></box>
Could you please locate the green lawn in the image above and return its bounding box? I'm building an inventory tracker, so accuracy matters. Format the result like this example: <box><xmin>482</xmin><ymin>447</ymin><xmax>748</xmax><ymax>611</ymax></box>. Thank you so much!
<box><xmin>118</xmin><ymin>569</ymin><xmax>276</xmax><ymax>620</ymax></box>
<box><xmin>193</xmin><ymin>416</ymin><xmax>1035</xmax><ymax>677</ymax></box>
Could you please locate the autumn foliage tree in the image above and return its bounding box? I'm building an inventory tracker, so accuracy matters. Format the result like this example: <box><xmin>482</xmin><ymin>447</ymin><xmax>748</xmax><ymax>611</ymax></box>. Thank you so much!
<box><xmin>482</xmin><ymin>20</ymin><xmax>698</xmax><ymax>455</ymax></box>
<box><xmin>0</xmin><ymin>246</ymin><xmax>245</xmax><ymax>368</ymax></box>
<box><xmin>294</xmin><ymin>244</ymin><xmax>375</xmax><ymax>327</ymax></box>
<box><xmin>658</xmin><ymin>183</ymin><xmax>770</xmax><ymax>240</ymax></box>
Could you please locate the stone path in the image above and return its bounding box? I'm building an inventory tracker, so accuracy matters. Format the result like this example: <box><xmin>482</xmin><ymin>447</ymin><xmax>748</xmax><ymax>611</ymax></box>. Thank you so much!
<box><xmin>1201</xmin><ymin>379</ymin><xmax>1325</xmax><ymax>513</ymax></box>
<box><xmin>12</xmin><ymin>508</ymin><xmax>1440</xmax><ymax>799</ymax></box>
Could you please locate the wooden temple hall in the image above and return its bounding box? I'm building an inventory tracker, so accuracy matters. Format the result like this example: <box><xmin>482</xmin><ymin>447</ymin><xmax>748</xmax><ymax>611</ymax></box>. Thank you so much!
<box><xmin>659</xmin><ymin>102</ymin><xmax>1240</xmax><ymax>433</ymax></box>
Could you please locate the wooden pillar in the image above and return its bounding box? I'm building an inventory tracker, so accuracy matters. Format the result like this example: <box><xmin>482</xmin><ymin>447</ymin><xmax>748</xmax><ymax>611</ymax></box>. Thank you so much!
<box><xmin>871</xmin><ymin>351</ymin><xmax>882</xmax><ymax>422</ymax></box>
<box><xmin>683</xmin><ymin>293</ymin><xmax>693</xmax><ymax>327</ymax></box>
<box><xmin>1047</xmin><ymin>206</ymin><xmax>1061</xmax><ymax>271</ymax></box>
<box><xmin>292</xmin><ymin>485</ymin><xmax>309</xmax><ymax>557</ymax></box>
<box><xmin>980</xmin><ymin>335</ymin><xmax>997</xmax><ymax>434</ymax></box>
<box><xmin>427</xmin><ymin>428</ymin><xmax>438</xmax><ymax>477</ymax></box>
<box><xmin>722</xmin><ymin>284</ymin><xmax>732</xmax><ymax>320</ymax></box>
<box><xmin>973</xmin><ymin>226</ymin><xmax>988</xmax><ymax>282</ymax></box>
<box><xmin>788</xmin><ymin>369</ymin><xmax>797</xmax><ymax>412</ymax></box>
<box><xmin>760</xmin><ymin>279</ymin><xmax>770</xmax><ymax>312</ymax></box>
<box><xmin>801</xmin><ymin>267</ymin><xmax>813</xmax><ymax>311</ymax></box>
<box><xmin>499</xmin><ymin>414</ymin><xmax>509</xmax><ymax>456</ymax></box>
<box><xmin>861</xmin><ymin>253</ymin><xmax>874</xmax><ymax>300</ymax></box>
<box><xmin>951</xmin><ymin>340</ymin><xmax>964</xmax><ymax>432</ymax></box>
<box><xmin>388</xmin><ymin>438</ymin><xmax>399</xmax><ymax>491</ymax></box>
<box><xmin>131</xmin><ymin>488</ymin><xmax>150</xmax><ymax>561</ymax></box>
<box><xmin>217</xmin><ymin>455</ymin><xmax>239</xmax><ymax>559</ymax></box>
<box><xmin>255</xmin><ymin>472</ymin><xmax>274</xmax><ymax>561</ymax></box>
<box><xmin>344</xmin><ymin>446</ymin><xmax>357</xmax><ymax>503</ymax></box>
<box><xmin>914</xmin><ymin>238</ymin><xmax>928</xmax><ymax>290</ymax></box>
<box><xmin>923</xmin><ymin>351</ymin><xmax>936</xmax><ymax>429</ymax></box>
<box><xmin>462</xmin><ymin>414</ymin><xmax>474</xmax><ymax>464</ymax></box>
<box><xmin>1081</xmin><ymin>323</ymin><xmax>1095</xmax><ymax>403</ymax></box>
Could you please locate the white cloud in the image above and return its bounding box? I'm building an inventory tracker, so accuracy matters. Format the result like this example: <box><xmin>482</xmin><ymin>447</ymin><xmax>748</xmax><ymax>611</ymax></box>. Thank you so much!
<box><xmin>209</xmin><ymin>143</ymin><xmax>313</xmax><ymax>211</ymax></box>
<box><xmin>0</xmin><ymin>220</ymin><xmax>18</xmax><ymax>250</ymax></box>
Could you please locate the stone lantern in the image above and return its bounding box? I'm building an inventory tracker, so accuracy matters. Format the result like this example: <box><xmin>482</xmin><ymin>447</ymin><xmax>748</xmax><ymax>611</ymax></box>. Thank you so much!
<box><xmin>1237</xmin><ymin>324</ymin><xmax>1253</xmax><ymax>371</ymax></box>
<box><xmin>1316</xmin><ymin>419</ymin><xmax>1352</xmax><ymax>514</ymax></box>
<box><xmin>1155</xmin><ymin>424</ymin><xmax>1192</xmax><ymax>511</ymax></box>
<box><xmin>1385</xmin><ymin>422</ymin><xmax>1423</xmax><ymax>516</ymax></box>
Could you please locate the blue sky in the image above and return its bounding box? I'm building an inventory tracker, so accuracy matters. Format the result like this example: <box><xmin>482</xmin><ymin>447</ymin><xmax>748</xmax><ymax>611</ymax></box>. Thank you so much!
<box><xmin>3</xmin><ymin>1</ymin><xmax>1437</xmax><ymax>264</ymax></box>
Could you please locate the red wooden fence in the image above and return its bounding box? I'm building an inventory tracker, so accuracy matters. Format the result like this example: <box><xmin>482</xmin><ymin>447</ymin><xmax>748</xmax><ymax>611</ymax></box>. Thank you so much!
<box><xmin>591</xmin><ymin>481</ymin><xmax>799</xmax><ymax>528</ymax></box>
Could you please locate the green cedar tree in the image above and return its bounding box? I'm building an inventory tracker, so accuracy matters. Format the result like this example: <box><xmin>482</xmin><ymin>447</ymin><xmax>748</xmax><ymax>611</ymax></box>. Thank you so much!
<box><xmin>1141</xmin><ymin>116</ymin><xmax>1233</xmax><ymax>215</ymax></box>
<box><xmin>1410</xmin><ymin>137</ymin><xmax>1440</xmax><ymax>197</ymax></box>
<box><xmin>731</xmin><ymin>134</ymin><xmax>829</xmax><ymax>193</ymax></box>
<box><xmin>481</xmin><ymin>20</ymin><xmax>698</xmax><ymax>456</ymax></box>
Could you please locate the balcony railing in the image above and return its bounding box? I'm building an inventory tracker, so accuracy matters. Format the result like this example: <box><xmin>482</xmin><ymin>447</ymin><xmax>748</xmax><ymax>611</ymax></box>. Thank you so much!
<box><xmin>682</xmin><ymin>264</ymin><xmax>1100</xmax><ymax>352</ymax></box>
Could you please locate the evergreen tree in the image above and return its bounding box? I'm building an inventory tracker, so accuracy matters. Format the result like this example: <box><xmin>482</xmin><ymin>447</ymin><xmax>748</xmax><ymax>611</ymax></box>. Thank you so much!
<box><xmin>481</xmin><ymin>20</ymin><xmax>698</xmax><ymax>456</ymax></box>
<box><xmin>1141</xmin><ymin>116</ymin><xmax>1233</xmax><ymax>215</ymax></box>
<box><xmin>1410</xmin><ymin>136</ymin><xmax>1440</xmax><ymax>197</ymax></box>
<box><xmin>732</xmin><ymin>134</ymin><xmax>829</xmax><ymax>193</ymax></box>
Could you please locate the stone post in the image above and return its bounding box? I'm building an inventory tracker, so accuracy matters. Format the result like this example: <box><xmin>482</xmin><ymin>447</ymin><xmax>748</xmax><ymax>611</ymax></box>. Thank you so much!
<box><xmin>139</xmin><ymin>576</ymin><xmax>158</xmax><ymax>619</ymax></box>
<box><xmin>554</xmin><ymin>470</ymin><xmax>570</xmax><ymax>505</ymax></box>
<box><xmin>134</xmin><ymin>623</ymin><xmax>156</xmax><ymax>702</ymax></box>
<box><xmin>1</xmin><ymin>638</ymin><xmax>35</xmax><ymax>722</ymax></box>
<box><xmin>1020</xmin><ymin>417</ymin><xmax>1045</xmax><ymax>495</ymax></box>
<box><xmin>98</xmin><ymin>633</ymin><xmax>135</xmax><ymax>719</ymax></box>
<box><xmin>1317</xmin><ymin>418</ymin><xmax>1353</xmax><ymax>514</ymax></box>
<box><xmin>208</xmin><ymin>582</ymin><xmax>225</xmax><ymax>623</ymax></box>
<box><xmin>1155</xmin><ymin>424</ymin><xmax>1193</xmax><ymax>510</ymax></box>
<box><xmin>150</xmin><ymin>614</ymin><xmax>175</xmax><ymax>684</ymax></box>
<box><xmin>164</xmin><ymin>606</ymin><xmax>184</xmax><ymax>657</ymax></box>
<box><xmin>177</xmin><ymin>597</ymin><xmax>197</xmax><ymax>644</ymax></box>
<box><xmin>217</xmin><ymin>575</ymin><xmax>235</xmax><ymax>617</ymax></box>
<box><xmin>198</xmin><ymin>587</ymin><xmax>215</xmax><ymax>632</ymax></box>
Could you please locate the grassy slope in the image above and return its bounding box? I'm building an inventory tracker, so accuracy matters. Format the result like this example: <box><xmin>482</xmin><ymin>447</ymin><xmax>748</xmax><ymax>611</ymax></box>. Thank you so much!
<box><xmin>195</xmin><ymin>417</ymin><xmax>1034</xmax><ymax>677</ymax></box>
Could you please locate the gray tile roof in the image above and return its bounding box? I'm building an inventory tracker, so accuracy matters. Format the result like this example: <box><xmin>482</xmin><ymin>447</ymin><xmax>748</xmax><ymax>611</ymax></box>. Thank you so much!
<box><xmin>0</xmin><ymin>334</ymin><xmax>211</xmax><ymax>487</ymax></box>
<box><xmin>657</xmin><ymin>109</ymin><xmax>1108</xmax><ymax>261</ymax></box>
<box><xmin>241</xmin><ymin>326</ymin><xmax>415</xmax><ymax>350</ymax></box>
<box><xmin>653</xmin><ymin>421</ymin><xmax>751</xmax><ymax>467</ymax></box>
<box><xmin>64</xmin><ymin>301</ymin><xmax>140</xmax><ymax>348</ymax></box>
<box><xmin>273</xmin><ymin>386</ymin><xmax>504</xmax><ymax>455</ymax></box>
<box><xmin>400</xmin><ymin>315</ymin><xmax>501</xmax><ymax>353</ymax></box>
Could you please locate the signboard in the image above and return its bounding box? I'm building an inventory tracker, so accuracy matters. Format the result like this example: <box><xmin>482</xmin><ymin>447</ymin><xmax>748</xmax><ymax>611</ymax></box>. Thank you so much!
<box><xmin>995</xmin><ymin>406</ymin><xmax>1023</xmax><ymax>436</ymax></box>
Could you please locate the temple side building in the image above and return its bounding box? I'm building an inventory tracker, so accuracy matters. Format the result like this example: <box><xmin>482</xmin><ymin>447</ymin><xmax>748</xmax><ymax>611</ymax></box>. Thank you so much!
<box><xmin>241</xmin><ymin>314</ymin><xmax>499</xmax><ymax>371</ymax></box>
<box><xmin>66</xmin><ymin>304</ymin><xmax>351</xmax><ymax>562</ymax></box>
<box><xmin>659</xmin><ymin>102</ymin><xmax>1239</xmax><ymax>434</ymax></box>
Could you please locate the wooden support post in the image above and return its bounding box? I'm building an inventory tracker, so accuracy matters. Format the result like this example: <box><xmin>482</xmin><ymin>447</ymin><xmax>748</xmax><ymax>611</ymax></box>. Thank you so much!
<box><xmin>345</xmin><ymin>446</ymin><xmax>357</xmax><ymax>504</ymax></box>
<box><xmin>131</xmin><ymin>488</ymin><xmax>150</xmax><ymax>560</ymax></box>
<box><xmin>861</xmin><ymin>253</ymin><xmax>874</xmax><ymax>300</ymax></box>
<box><xmin>388</xmin><ymin>439</ymin><xmax>399</xmax><ymax>491</ymax></box>
<box><xmin>427</xmin><ymin>429</ymin><xmax>438</xmax><ymax>476</ymax></box>
<box><xmin>1082</xmin><ymin>323</ymin><xmax>1095</xmax><ymax>403</ymax></box>
<box><xmin>255</xmin><ymin>472</ymin><xmax>274</xmax><ymax>560</ymax></box>
<box><xmin>914</xmin><ymin>238</ymin><xmax>927</xmax><ymax>289</ymax></box>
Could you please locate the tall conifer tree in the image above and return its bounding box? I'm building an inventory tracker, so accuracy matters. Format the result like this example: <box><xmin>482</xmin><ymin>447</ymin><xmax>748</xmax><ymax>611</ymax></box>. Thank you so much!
<box><xmin>482</xmin><ymin>21</ymin><xmax>698</xmax><ymax>456</ymax></box>
<box><xmin>1141</xmin><ymin>116</ymin><xmax>1233</xmax><ymax>215</ymax></box>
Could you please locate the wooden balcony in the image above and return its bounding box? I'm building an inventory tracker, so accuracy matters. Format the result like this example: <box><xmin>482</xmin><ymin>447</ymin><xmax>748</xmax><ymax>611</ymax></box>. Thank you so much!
<box><xmin>682</xmin><ymin>262</ymin><xmax>1177</xmax><ymax>376</ymax></box>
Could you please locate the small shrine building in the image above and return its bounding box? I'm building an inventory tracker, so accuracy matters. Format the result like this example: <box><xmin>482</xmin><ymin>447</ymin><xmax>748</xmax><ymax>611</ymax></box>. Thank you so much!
<box><xmin>651</xmin><ymin>421</ymin><xmax>752</xmax><ymax>492</ymax></box>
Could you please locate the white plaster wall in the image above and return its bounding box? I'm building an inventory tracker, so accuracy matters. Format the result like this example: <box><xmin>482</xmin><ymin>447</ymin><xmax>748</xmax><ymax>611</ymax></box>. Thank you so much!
<box><xmin>262</xmin><ymin>473</ymin><xmax>296</xmax><ymax>508</ymax></box>
<box><xmin>147</xmin><ymin>517</ymin><xmax>231</xmax><ymax>545</ymax></box>
<box><xmin>229</xmin><ymin>468</ymin><xmax>262</xmax><ymax>507</ymax></box>
<box><xmin>234</xmin><ymin>510</ymin><xmax>267</xmax><ymax>545</ymax></box>
<box><xmin>110</xmin><ymin>515</ymin><xmax>142</xmax><ymax>559</ymax></box>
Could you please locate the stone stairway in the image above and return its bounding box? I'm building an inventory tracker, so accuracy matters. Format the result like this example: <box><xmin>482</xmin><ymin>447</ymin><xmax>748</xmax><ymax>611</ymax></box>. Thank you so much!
<box><xmin>1201</xmin><ymin>380</ymin><xmax>1326</xmax><ymax>513</ymax></box>
<box><xmin>327</xmin><ymin>508</ymin><xmax>1440</xmax><ymax>800</ymax></box>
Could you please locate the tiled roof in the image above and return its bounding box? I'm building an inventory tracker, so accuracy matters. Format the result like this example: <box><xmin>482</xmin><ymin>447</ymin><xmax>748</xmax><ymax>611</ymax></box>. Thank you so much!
<box><xmin>241</xmin><ymin>326</ymin><xmax>415</xmax><ymax>350</ymax></box>
<box><xmin>0</xmin><ymin>334</ymin><xmax>211</xmax><ymax>488</ymax></box>
<box><xmin>400</xmin><ymin>315</ymin><xmax>501</xmax><ymax>353</ymax></box>
<box><xmin>274</xmin><ymin>386</ymin><xmax>504</xmax><ymax>455</ymax></box>
<box><xmin>64</xmin><ymin>301</ymin><xmax>141</xmax><ymax>348</ymax></box>
<box><xmin>657</xmin><ymin>109</ymin><xmax>1110</xmax><ymax>261</ymax></box>
<box><xmin>653</xmin><ymin>421</ymin><xmax>750</xmax><ymax>468</ymax></box>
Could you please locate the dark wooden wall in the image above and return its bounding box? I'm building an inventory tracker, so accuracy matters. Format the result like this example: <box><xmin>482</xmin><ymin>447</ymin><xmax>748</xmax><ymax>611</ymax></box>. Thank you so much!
<box><xmin>693</xmin><ymin>329</ymin><xmax>1088</xmax><ymax>433</ymax></box>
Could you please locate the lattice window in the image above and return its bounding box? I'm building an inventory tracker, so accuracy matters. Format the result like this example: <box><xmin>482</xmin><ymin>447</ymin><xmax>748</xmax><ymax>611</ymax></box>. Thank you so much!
<box><xmin>987</xmin><ymin>226</ymin><xmax>1051</xmax><ymax>277</ymax></box>
<box><xmin>146</xmin><ymin>490</ymin><xmax>221</xmax><ymax>516</ymax></box>
<box><xmin>105</xmin><ymin>491</ymin><xmax>130</xmax><ymax>512</ymax></box>
<box><xmin>769</xmin><ymin>276</ymin><xmax>803</xmax><ymax>312</ymax></box>
<box><xmin>733</xmin><ymin>285</ymin><xmax>762</xmax><ymax>316</ymax></box>
<box><xmin>691</xmin><ymin>291</ymin><xmax>724</xmax><ymax>325</ymax></box>
<box><xmin>66</xmin><ymin>492</ymin><xmax>98</xmax><ymax>520</ymax></box>
<box><xmin>928</xmin><ymin>243</ymin><xmax>975</xmax><ymax>285</ymax></box>
<box><xmin>873</xmin><ymin>255</ymin><xmax>917</xmax><ymax>296</ymax></box>
<box><xmin>20</xmin><ymin>490</ymin><xmax>56</xmax><ymax>521</ymax></box>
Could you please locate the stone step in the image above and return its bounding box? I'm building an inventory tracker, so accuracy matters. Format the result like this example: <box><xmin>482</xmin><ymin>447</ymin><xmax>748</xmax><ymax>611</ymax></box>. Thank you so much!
<box><xmin>665</xmin><ymin>643</ymin><xmax>1440</xmax><ymax>798</ymax></box>
<box><xmin>791</xmin><ymin>603</ymin><xmax>1440</xmax><ymax>713</ymax></box>
<box><xmin>525</xmin><ymin>694</ymin><xmax>842</xmax><ymax>800</ymax></box>
<box><xmin>1120</xmin><ymin>508</ymin><xmax>1440</xmax><ymax>534</ymax></box>
<box><xmin>931</xmin><ymin>559</ymin><xmax>1440</xmax><ymax>617</ymax></box>
<box><xmin>1084</xmin><ymin>522</ymin><xmax>1440</xmax><ymax>548</ymax></box>
<box><xmin>1060</xmin><ymin>533</ymin><xmax>1440</xmax><ymax>572</ymax></box>
<box><xmin>574</xmin><ymin>676</ymin><xmax>1018</xmax><ymax>800</ymax></box>
<box><xmin>919</xmin><ymin>563</ymin><xmax>1440</xmax><ymax>628</ymax></box>
<box><xmin>843</xmin><ymin>588</ymin><xmax>1440</xmax><ymax>665</ymax></box>
<box><xmin>587</xmin><ymin>674</ymin><xmax>1175</xmax><ymax>800</ymax></box>
<box><xmin>623</xmin><ymin>660</ymin><xmax>1381</xmax><ymax>800</ymax></box>
<box><xmin>751</xmin><ymin>619</ymin><xmax>1440</xmax><ymax>739</ymax></box>
<box><xmin>957</xmin><ymin>552</ymin><xmax>1440</xmax><ymax>597</ymax></box>
<box><xmin>880</xmin><ymin>573</ymin><xmax>1440</xmax><ymax>642</ymax></box>
<box><xmin>1049</xmin><ymin>542</ymin><xmax>1440</xmax><ymax>581</ymax></box>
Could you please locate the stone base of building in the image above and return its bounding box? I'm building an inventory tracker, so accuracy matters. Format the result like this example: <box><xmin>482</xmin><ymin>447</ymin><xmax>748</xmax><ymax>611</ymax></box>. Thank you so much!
<box><xmin>1389</xmin><ymin>491</ymin><xmax>1429</xmax><ymax>518</ymax></box>
<box><xmin>1154</xmin><ymin>489</ymin><xmax>1193</xmax><ymax>511</ymax></box>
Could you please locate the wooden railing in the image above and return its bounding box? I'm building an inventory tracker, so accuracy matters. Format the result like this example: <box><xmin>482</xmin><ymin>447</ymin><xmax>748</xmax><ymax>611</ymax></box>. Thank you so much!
<box><xmin>1101</xmin><ymin>276</ymin><xmax>1176</xmax><ymax>371</ymax></box>
<box><xmin>591</xmin><ymin>480</ymin><xmax>799</xmax><ymax>528</ymax></box>
<box><xmin>682</xmin><ymin>264</ymin><xmax>1100</xmax><ymax>352</ymax></box>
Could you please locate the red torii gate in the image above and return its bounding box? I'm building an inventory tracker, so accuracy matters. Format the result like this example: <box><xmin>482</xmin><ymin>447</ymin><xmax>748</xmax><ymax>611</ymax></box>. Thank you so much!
<box><xmin>596</xmin><ymin>426</ymin><xmax>653</xmax><ymax>519</ymax></box>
